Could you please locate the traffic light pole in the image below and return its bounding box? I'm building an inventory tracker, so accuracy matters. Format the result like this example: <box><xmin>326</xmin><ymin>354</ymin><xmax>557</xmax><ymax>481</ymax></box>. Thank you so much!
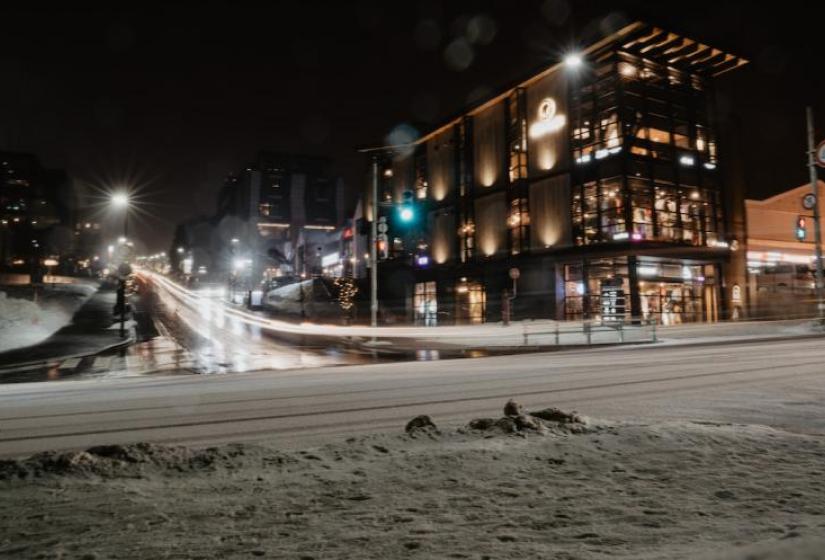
<box><xmin>370</xmin><ymin>157</ymin><xmax>379</xmax><ymax>328</ymax></box>
<box><xmin>806</xmin><ymin>107</ymin><xmax>825</xmax><ymax>320</ymax></box>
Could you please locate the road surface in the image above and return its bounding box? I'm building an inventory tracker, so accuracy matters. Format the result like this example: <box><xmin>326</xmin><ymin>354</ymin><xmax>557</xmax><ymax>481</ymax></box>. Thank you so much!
<box><xmin>1</xmin><ymin>336</ymin><xmax>823</xmax><ymax>458</ymax></box>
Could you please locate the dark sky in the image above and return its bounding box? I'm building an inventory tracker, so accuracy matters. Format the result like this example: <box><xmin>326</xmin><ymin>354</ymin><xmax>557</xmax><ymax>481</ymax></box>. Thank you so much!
<box><xmin>1</xmin><ymin>1</ymin><xmax>822</xmax><ymax>251</ymax></box>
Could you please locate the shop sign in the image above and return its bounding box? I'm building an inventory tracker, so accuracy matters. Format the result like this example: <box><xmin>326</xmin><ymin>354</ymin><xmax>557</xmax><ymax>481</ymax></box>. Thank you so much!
<box><xmin>321</xmin><ymin>253</ymin><xmax>340</xmax><ymax>267</ymax></box>
<box><xmin>600</xmin><ymin>280</ymin><xmax>626</xmax><ymax>322</ymax></box>
<box><xmin>731</xmin><ymin>284</ymin><xmax>742</xmax><ymax>305</ymax></box>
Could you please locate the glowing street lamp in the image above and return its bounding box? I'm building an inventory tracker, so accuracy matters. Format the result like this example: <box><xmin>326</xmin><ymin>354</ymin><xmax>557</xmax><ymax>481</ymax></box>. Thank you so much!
<box><xmin>110</xmin><ymin>192</ymin><xmax>129</xmax><ymax>209</ymax></box>
<box><xmin>564</xmin><ymin>52</ymin><xmax>583</xmax><ymax>69</ymax></box>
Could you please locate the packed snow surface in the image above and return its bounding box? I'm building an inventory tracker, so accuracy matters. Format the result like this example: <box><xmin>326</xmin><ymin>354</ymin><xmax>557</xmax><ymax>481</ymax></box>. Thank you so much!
<box><xmin>2</xmin><ymin>404</ymin><xmax>823</xmax><ymax>559</ymax></box>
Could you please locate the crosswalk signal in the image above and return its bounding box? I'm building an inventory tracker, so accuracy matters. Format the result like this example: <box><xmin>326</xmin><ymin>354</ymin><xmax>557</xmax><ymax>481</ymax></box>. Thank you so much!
<box><xmin>796</xmin><ymin>215</ymin><xmax>807</xmax><ymax>242</ymax></box>
<box><xmin>377</xmin><ymin>234</ymin><xmax>389</xmax><ymax>260</ymax></box>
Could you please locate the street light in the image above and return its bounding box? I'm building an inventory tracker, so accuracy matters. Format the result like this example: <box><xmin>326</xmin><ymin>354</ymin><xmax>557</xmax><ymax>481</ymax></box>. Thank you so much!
<box><xmin>110</xmin><ymin>192</ymin><xmax>129</xmax><ymax>209</ymax></box>
<box><xmin>564</xmin><ymin>52</ymin><xmax>583</xmax><ymax>69</ymax></box>
<box><xmin>109</xmin><ymin>191</ymin><xmax>131</xmax><ymax>339</ymax></box>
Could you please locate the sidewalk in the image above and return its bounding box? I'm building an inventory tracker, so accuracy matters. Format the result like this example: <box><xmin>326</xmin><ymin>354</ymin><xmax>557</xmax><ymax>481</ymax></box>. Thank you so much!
<box><xmin>356</xmin><ymin>317</ymin><xmax>824</xmax><ymax>354</ymax></box>
<box><xmin>0</xmin><ymin>285</ymin><xmax>134</xmax><ymax>370</ymax></box>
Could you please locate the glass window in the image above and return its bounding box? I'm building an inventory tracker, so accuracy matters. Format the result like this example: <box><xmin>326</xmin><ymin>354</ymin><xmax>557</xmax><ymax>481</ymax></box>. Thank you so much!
<box><xmin>414</xmin><ymin>282</ymin><xmax>438</xmax><ymax>326</ymax></box>
<box><xmin>508</xmin><ymin>197</ymin><xmax>530</xmax><ymax>255</ymax></box>
<box><xmin>456</xmin><ymin>280</ymin><xmax>485</xmax><ymax>324</ymax></box>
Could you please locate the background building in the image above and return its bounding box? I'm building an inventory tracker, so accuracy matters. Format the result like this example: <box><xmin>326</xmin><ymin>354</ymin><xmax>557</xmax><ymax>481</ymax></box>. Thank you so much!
<box><xmin>366</xmin><ymin>22</ymin><xmax>748</xmax><ymax>325</ymax></box>
<box><xmin>744</xmin><ymin>180</ymin><xmax>825</xmax><ymax>319</ymax></box>
<box><xmin>173</xmin><ymin>152</ymin><xmax>347</xmax><ymax>285</ymax></box>
<box><xmin>0</xmin><ymin>151</ymin><xmax>78</xmax><ymax>276</ymax></box>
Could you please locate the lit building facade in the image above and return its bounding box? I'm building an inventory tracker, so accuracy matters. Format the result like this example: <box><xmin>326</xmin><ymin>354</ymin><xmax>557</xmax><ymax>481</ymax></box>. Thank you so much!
<box><xmin>744</xmin><ymin>181</ymin><xmax>825</xmax><ymax>319</ymax></box>
<box><xmin>366</xmin><ymin>22</ymin><xmax>747</xmax><ymax>325</ymax></box>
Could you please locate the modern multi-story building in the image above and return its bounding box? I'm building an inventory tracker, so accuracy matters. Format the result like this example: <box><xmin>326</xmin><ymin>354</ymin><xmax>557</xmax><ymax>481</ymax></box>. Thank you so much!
<box><xmin>365</xmin><ymin>22</ymin><xmax>748</xmax><ymax>325</ymax></box>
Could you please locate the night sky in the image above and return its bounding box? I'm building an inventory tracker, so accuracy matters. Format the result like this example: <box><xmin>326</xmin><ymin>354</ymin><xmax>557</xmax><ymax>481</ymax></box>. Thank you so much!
<box><xmin>1</xmin><ymin>1</ymin><xmax>822</xmax><ymax>251</ymax></box>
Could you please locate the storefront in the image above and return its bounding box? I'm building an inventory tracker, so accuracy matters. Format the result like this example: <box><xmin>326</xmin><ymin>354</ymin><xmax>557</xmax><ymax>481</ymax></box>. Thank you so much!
<box><xmin>563</xmin><ymin>256</ymin><xmax>720</xmax><ymax>323</ymax></box>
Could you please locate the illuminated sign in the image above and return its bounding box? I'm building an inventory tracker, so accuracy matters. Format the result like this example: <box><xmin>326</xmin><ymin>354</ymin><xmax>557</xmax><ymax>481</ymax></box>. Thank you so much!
<box><xmin>321</xmin><ymin>253</ymin><xmax>340</xmax><ymax>267</ymax></box>
<box><xmin>528</xmin><ymin>97</ymin><xmax>566</xmax><ymax>139</ymax></box>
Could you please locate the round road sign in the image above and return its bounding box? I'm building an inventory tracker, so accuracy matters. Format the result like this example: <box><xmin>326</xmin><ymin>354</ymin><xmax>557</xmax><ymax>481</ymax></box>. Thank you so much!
<box><xmin>803</xmin><ymin>193</ymin><xmax>817</xmax><ymax>210</ymax></box>
<box><xmin>816</xmin><ymin>140</ymin><xmax>825</xmax><ymax>168</ymax></box>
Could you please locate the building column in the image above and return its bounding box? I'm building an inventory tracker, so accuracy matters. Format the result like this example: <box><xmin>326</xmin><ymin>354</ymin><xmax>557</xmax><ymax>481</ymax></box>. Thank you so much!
<box><xmin>627</xmin><ymin>255</ymin><xmax>642</xmax><ymax>321</ymax></box>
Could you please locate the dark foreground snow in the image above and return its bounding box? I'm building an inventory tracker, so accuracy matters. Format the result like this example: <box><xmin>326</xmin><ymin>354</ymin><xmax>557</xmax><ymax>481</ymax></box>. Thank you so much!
<box><xmin>1</xmin><ymin>410</ymin><xmax>824</xmax><ymax>559</ymax></box>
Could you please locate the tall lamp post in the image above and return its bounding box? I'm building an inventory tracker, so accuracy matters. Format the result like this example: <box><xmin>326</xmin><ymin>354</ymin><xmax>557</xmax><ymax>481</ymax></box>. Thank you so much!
<box><xmin>806</xmin><ymin>107</ymin><xmax>825</xmax><ymax>320</ymax></box>
<box><xmin>370</xmin><ymin>156</ymin><xmax>379</xmax><ymax>328</ymax></box>
<box><xmin>111</xmin><ymin>192</ymin><xmax>130</xmax><ymax>337</ymax></box>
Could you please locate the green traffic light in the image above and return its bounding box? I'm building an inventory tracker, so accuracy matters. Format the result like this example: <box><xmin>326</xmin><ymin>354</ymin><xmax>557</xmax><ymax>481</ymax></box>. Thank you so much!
<box><xmin>399</xmin><ymin>207</ymin><xmax>414</xmax><ymax>222</ymax></box>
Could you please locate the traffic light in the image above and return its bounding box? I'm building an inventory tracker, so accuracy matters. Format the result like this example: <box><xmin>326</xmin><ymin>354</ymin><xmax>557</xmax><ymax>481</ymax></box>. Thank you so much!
<box><xmin>377</xmin><ymin>234</ymin><xmax>389</xmax><ymax>260</ymax></box>
<box><xmin>397</xmin><ymin>190</ymin><xmax>416</xmax><ymax>224</ymax></box>
<box><xmin>796</xmin><ymin>215</ymin><xmax>807</xmax><ymax>242</ymax></box>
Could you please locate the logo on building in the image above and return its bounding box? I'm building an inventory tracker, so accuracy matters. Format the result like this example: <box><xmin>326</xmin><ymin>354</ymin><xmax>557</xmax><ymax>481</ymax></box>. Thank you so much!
<box><xmin>528</xmin><ymin>97</ymin><xmax>566</xmax><ymax>139</ymax></box>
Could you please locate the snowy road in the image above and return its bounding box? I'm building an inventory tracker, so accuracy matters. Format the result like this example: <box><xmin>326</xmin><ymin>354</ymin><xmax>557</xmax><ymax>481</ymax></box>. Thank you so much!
<box><xmin>1</xmin><ymin>336</ymin><xmax>823</xmax><ymax>458</ymax></box>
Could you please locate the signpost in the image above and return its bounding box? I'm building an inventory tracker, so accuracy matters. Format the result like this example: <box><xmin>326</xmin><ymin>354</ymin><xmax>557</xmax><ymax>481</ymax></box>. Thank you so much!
<box><xmin>600</xmin><ymin>279</ymin><xmax>626</xmax><ymax>323</ymax></box>
<box><xmin>805</xmin><ymin>108</ymin><xmax>825</xmax><ymax>318</ymax></box>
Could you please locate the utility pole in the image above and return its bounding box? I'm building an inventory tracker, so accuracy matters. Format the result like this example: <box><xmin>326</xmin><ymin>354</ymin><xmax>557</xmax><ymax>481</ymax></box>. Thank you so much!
<box><xmin>806</xmin><ymin>107</ymin><xmax>825</xmax><ymax>319</ymax></box>
<box><xmin>119</xmin><ymin>209</ymin><xmax>128</xmax><ymax>338</ymax></box>
<box><xmin>370</xmin><ymin>156</ymin><xmax>379</xmax><ymax>328</ymax></box>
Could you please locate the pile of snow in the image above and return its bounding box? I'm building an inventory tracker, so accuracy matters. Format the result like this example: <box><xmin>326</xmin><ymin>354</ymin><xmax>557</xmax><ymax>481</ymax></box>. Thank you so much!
<box><xmin>0</xmin><ymin>286</ymin><xmax>93</xmax><ymax>353</ymax></box>
<box><xmin>2</xmin><ymin>404</ymin><xmax>824</xmax><ymax>559</ymax></box>
<box><xmin>0</xmin><ymin>291</ymin><xmax>68</xmax><ymax>352</ymax></box>
<box><xmin>0</xmin><ymin>442</ymin><xmax>247</xmax><ymax>480</ymax></box>
<box><xmin>464</xmin><ymin>399</ymin><xmax>589</xmax><ymax>435</ymax></box>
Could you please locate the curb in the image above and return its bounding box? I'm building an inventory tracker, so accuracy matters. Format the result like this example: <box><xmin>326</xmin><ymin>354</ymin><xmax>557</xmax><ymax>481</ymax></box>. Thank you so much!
<box><xmin>0</xmin><ymin>334</ymin><xmax>136</xmax><ymax>374</ymax></box>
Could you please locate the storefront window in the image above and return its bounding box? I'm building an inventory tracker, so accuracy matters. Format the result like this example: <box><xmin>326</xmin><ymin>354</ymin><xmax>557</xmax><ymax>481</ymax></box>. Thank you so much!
<box><xmin>637</xmin><ymin>260</ymin><xmax>717</xmax><ymax>324</ymax></box>
<box><xmin>563</xmin><ymin>258</ymin><xmax>629</xmax><ymax>320</ymax></box>
<box><xmin>414</xmin><ymin>281</ymin><xmax>438</xmax><ymax>326</ymax></box>
<box><xmin>456</xmin><ymin>279</ymin><xmax>485</xmax><ymax>324</ymax></box>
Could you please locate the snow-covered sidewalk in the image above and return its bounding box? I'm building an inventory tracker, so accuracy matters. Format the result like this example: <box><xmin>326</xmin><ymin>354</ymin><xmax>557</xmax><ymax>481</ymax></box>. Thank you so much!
<box><xmin>1</xmin><ymin>406</ymin><xmax>823</xmax><ymax>559</ymax></box>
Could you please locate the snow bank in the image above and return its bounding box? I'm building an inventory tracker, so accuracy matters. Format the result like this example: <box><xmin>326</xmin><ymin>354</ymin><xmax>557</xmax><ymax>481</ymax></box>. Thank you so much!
<box><xmin>2</xmin><ymin>405</ymin><xmax>823</xmax><ymax>559</ymax></box>
<box><xmin>0</xmin><ymin>287</ymin><xmax>92</xmax><ymax>353</ymax></box>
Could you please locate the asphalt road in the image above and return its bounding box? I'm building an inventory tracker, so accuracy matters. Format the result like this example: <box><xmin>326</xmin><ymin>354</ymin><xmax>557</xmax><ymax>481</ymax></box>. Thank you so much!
<box><xmin>1</xmin><ymin>336</ymin><xmax>823</xmax><ymax>458</ymax></box>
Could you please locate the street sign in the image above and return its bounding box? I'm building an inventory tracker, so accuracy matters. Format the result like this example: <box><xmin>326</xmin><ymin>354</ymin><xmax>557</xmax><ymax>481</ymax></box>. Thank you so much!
<box><xmin>508</xmin><ymin>267</ymin><xmax>520</xmax><ymax>280</ymax></box>
<box><xmin>600</xmin><ymin>279</ymin><xmax>625</xmax><ymax>322</ymax></box>
<box><xmin>816</xmin><ymin>140</ymin><xmax>825</xmax><ymax>168</ymax></box>
<box><xmin>377</xmin><ymin>222</ymin><xmax>388</xmax><ymax>234</ymax></box>
<box><xmin>803</xmin><ymin>193</ymin><xmax>817</xmax><ymax>210</ymax></box>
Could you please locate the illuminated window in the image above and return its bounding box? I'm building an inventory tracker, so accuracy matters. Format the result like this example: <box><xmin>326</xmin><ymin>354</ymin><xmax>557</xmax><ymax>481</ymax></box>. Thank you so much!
<box><xmin>458</xmin><ymin>221</ymin><xmax>475</xmax><ymax>262</ymax></box>
<box><xmin>455</xmin><ymin>280</ymin><xmax>485</xmax><ymax>324</ymax></box>
<box><xmin>508</xmin><ymin>89</ymin><xmax>528</xmax><ymax>182</ymax></box>
<box><xmin>414</xmin><ymin>282</ymin><xmax>438</xmax><ymax>326</ymax></box>
<box><xmin>508</xmin><ymin>198</ymin><xmax>530</xmax><ymax>255</ymax></box>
